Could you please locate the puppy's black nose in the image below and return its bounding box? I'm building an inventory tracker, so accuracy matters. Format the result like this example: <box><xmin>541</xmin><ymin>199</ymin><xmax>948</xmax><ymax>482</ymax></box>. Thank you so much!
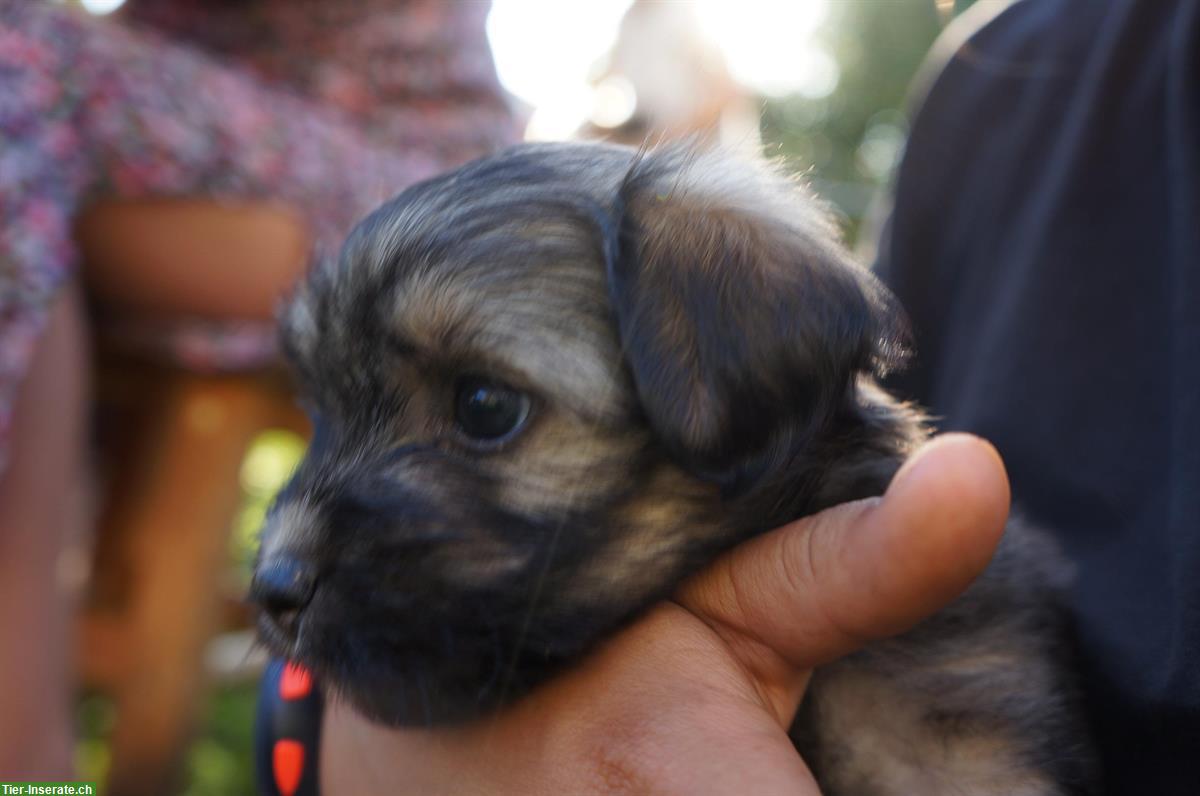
<box><xmin>251</xmin><ymin>556</ymin><xmax>317</xmax><ymax>635</ymax></box>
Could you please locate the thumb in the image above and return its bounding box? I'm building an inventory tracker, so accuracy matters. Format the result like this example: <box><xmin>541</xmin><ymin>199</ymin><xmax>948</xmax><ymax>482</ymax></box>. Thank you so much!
<box><xmin>678</xmin><ymin>433</ymin><xmax>1010</xmax><ymax>673</ymax></box>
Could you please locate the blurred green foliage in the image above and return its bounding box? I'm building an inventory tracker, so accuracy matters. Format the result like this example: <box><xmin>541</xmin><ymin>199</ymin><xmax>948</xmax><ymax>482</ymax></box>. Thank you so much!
<box><xmin>762</xmin><ymin>0</ymin><xmax>958</xmax><ymax>238</ymax></box>
<box><xmin>232</xmin><ymin>430</ymin><xmax>309</xmax><ymax>574</ymax></box>
<box><xmin>75</xmin><ymin>694</ymin><xmax>114</xmax><ymax>787</ymax></box>
<box><xmin>179</xmin><ymin>684</ymin><xmax>259</xmax><ymax>796</ymax></box>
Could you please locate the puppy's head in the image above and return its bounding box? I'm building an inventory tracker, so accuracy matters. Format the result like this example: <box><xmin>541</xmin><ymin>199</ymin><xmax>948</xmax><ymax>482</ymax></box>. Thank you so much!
<box><xmin>252</xmin><ymin>143</ymin><xmax>909</xmax><ymax>725</ymax></box>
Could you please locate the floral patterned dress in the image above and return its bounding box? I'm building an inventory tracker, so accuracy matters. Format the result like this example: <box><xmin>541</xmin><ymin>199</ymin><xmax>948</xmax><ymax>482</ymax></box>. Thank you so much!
<box><xmin>0</xmin><ymin>0</ymin><xmax>519</xmax><ymax>469</ymax></box>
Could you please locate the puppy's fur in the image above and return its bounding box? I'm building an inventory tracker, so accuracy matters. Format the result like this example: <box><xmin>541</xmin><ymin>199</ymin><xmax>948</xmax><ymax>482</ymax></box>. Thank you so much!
<box><xmin>256</xmin><ymin>143</ymin><xmax>1096</xmax><ymax>794</ymax></box>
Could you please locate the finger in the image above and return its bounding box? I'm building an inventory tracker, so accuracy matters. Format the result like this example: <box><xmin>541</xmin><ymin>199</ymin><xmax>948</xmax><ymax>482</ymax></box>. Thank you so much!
<box><xmin>678</xmin><ymin>433</ymin><xmax>1011</xmax><ymax>671</ymax></box>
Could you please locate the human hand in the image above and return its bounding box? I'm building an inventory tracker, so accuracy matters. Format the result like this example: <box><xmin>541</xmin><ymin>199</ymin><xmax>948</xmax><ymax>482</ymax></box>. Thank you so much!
<box><xmin>321</xmin><ymin>433</ymin><xmax>1010</xmax><ymax>795</ymax></box>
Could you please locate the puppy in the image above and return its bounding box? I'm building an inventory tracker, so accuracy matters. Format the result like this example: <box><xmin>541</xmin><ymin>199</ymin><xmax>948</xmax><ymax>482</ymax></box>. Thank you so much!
<box><xmin>252</xmin><ymin>143</ymin><xmax>1097</xmax><ymax>794</ymax></box>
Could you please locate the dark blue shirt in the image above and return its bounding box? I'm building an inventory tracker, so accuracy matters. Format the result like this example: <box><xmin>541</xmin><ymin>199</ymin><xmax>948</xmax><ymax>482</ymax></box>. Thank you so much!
<box><xmin>875</xmin><ymin>1</ymin><xmax>1200</xmax><ymax>793</ymax></box>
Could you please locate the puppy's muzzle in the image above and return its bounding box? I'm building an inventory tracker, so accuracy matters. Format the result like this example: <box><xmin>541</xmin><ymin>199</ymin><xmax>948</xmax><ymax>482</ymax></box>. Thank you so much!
<box><xmin>251</xmin><ymin>555</ymin><xmax>318</xmax><ymax>640</ymax></box>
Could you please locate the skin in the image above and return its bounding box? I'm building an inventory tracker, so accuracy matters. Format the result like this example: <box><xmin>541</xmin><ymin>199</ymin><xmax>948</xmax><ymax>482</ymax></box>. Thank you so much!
<box><xmin>74</xmin><ymin>199</ymin><xmax>311</xmax><ymax>320</ymax></box>
<box><xmin>321</xmin><ymin>433</ymin><xmax>1011</xmax><ymax>795</ymax></box>
<box><xmin>0</xmin><ymin>285</ymin><xmax>88</xmax><ymax>778</ymax></box>
<box><xmin>0</xmin><ymin>201</ymin><xmax>309</xmax><ymax>776</ymax></box>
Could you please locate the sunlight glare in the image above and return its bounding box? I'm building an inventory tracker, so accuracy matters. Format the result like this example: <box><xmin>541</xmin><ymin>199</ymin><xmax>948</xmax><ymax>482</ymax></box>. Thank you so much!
<box><xmin>695</xmin><ymin>0</ymin><xmax>834</xmax><ymax>98</ymax></box>
<box><xmin>488</xmin><ymin>0</ymin><xmax>836</xmax><ymax>140</ymax></box>
<box><xmin>488</xmin><ymin>0</ymin><xmax>634</xmax><ymax>140</ymax></box>
<box><xmin>80</xmin><ymin>0</ymin><xmax>127</xmax><ymax>15</ymax></box>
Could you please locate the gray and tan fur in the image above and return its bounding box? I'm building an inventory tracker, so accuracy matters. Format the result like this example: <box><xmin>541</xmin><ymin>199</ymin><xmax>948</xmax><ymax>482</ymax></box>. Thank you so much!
<box><xmin>254</xmin><ymin>143</ymin><xmax>1097</xmax><ymax>794</ymax></box>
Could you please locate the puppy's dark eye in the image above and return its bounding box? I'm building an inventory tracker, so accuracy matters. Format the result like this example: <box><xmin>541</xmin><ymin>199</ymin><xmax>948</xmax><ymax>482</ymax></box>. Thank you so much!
<box><xmin>454</xmin><ymin>376</ymin><xmax>531</xmax><ymax>442</ymax></box>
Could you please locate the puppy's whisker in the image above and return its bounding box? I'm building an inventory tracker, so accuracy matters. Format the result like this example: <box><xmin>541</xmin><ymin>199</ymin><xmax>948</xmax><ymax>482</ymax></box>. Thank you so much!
<box><xmin>416</xmin><ymin>668</ymin><xmax>433</xmax><ymax>730</ymax></box>
<box><xmin>240</xmin><ymin>637</ymin><xmax>265</xmax><ymax>669</ymax></box>
<box><xmin>489</xmin><ymin>430</ymin><xmax>606</xmax><ymax>736</ymax></box>
<box><xmin>491</xmin><ymin>501</ymin><xmax>569</xmax><ymax>718</ymax></box>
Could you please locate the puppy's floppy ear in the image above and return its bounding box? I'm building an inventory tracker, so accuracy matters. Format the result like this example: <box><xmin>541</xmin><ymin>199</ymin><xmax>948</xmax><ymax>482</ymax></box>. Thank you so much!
<box><xmin>607</xmin><ymin>147</ymin><xmax>907</xmax><ymax>490</ymax></box>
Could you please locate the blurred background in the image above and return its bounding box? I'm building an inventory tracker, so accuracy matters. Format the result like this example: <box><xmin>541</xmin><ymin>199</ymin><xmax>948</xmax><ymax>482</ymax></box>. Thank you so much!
<box><xmin>486</xmin><ymin>0</ymin><xmax>969</xmax><ymax>239</ymax></box>
<box><xmin>42</xmin><ymin>0</ymin><xmax>978</xmax><ymax>793</ymax></box>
